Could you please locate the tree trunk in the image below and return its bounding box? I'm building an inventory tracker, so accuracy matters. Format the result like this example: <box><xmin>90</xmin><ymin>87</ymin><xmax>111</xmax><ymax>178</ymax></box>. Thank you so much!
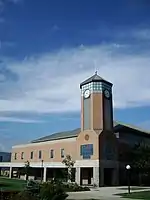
<box><xmin>25</xmin><ymin>174</ymin><xmax>28</xmax><ymax>181</ymax></box>
<box><xmin>68</xmin><ymin>168</ymin><xmax>72</xmax><ymax>183</ymax></box>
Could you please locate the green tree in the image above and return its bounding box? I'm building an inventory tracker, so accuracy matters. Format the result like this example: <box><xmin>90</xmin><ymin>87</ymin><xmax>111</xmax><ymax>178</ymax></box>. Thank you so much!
<box><xmin>62</xmin><ymin>155</ymin><xmax>75</xmax><ymax>183</ymax></box>
<box><xmin>130</xmin><ymin>142</ymin><xmax>150</xmax><ymax>185</ymax></box>
<box><xmin>131</xmin><ymin>142</ymin><xmax>150</xmax><ymax>169</ymax></box>
<box><xmin>24</xmin><ymin>160</ymin><xmax>31</xmax><ymax>181</ymax></box>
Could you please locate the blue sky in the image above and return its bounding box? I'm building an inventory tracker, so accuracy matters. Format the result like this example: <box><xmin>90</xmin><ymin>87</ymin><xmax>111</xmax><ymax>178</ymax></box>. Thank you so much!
<box><xmin>0</xmin><ymin>0</ymin><xmax>150</xmax><ymax>151</ymax></box>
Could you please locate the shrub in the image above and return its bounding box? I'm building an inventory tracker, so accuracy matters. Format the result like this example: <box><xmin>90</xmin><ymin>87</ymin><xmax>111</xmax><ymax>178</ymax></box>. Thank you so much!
<box><xmin>40</xmin><ymin>182</ymin><xmax>68</xmax><ymax>200</ymax></box>
<box><xmin>60</xmin><ymin>182</ymin><xmax>90</xmax><ymax>192</ymax></box>
<box><xmin>12</xmin><ymin>191</ymin><xmax>38</xmax><ymax>200</ymax></box>
<box><xmin>0</xmin><ymin>191</ymin><xmax>19</xmax><ymax>200</ymax></box>
<box><xmin>82</xmin><ymin>186</ymin><xmax>90</xmax><ymax>191</ymax></box>
<box><xmin>26</xmin><ymin>180</ymin><xmax>40</xmax><ymax>195</ymax></box>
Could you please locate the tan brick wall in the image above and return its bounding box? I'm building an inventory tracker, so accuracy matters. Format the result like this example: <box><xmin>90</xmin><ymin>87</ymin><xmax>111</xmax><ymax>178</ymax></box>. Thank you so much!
<box><xmin>91</xmin><ymin>93</ymin><xmax>103</xmax><ymax>130</ymax></box>
<box><xmin>11</xmin><ymin>138</ymin><xmax>77</xmax><ymax>163</ymax></box>
<box><xmin>76</xmin><ymin>130</ymin><xmax>99</xmax><ymax>160</ymax></box>
<box><xmin>81</xmin><ymin>93</ymin><xmax>104</xmax><ymax>131</ymax></box>
<box><xmin>11</xmin><ymin>130</ymin><xmax>100</xmax><ymax>163</ymax></box>
<box><xmin>81</xmin><ymin>97</ymin><xmax>84</xmax><ymax>131</ymax></box>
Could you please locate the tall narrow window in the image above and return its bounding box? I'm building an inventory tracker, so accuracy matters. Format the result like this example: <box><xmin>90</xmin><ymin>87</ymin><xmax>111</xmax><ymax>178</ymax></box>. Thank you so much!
<box><xmin>39</xmin><ymin>150</ymin><xmax>42</xmax><ymax>159</ymax></box>
<box><xmin>21</xmin><ymin>152</ymin><xmax>24</xmax><ymax>160</ymax></box>
<box><xmin>14</xmin><ymin>153</ymin><xmax>17</xmax><ymax>160</ymax></box>
<box><xmin>30</xmin><ymin>151</ymin><xmax>34</xmax><ymax>159</ymax></box>
<box><xmin>61</xmin><ymin>148</ymin><xmax>65</xmax><ymax>158</ymax></box>
<box><xmin>50</xmin><ymin>149</ymin><xmax>54</xmax><ymax>158</ymax></box>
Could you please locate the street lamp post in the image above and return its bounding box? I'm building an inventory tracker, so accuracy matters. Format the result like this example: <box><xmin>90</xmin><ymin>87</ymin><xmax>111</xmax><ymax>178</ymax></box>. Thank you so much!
<box><xmin>41</xmin><ymin>160</ymin><xmax>44</xmax><ymax>182</ymax></box>
<box><xmin>126</xmin><ymin>164</ymin><xmax>131</xmax><ymax>194</ymax></box>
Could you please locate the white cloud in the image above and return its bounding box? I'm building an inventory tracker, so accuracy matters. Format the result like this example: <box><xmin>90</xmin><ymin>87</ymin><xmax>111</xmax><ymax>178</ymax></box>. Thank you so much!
<box><xmin>0</xmin><ymin>44</ymin><xmax>150</xmax><ymax>114</ymax></box>
<box><xmin>83</xmin><ymin>26</ymin><xmax>150</xmax><ymax>42</ymax></box>
<box><xmin>0</xmin><ymin>116</ymin><xmax>44</xmax><ymax>123</ymax></box>
<box><xmin>132</xmin><ymin>29</ymin><xmax>150</xmax><ymax>41</ymax></box>
<box><xmin>0</xmin><ymin>143</ymin><xmax>6</xmax><ymax>151</ymax></box>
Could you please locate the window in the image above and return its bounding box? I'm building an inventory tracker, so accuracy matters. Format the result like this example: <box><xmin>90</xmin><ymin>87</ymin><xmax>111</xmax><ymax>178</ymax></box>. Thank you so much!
<box><xmin>61</xmin><ymin>148</ymin><xmax>65</xmax><ymax>158</ymax></box>
<box><xmin>80</xmin><ymin>144</ymin><xmax>93</xmax><ymax>159</ymax></box>
<box><xmin>39</xmin><ymin>150</ymin><xmax>42</xmax><ymax>159</ymax></box>
<box><xmin>115</xmin><ymin>132</ymin><xmax>119</xmax><ymax>139</ymax></box>
<box><xmin>50</xmin><ymin>149</ymin><xmax>54</xmax><ymax>158</ymax></box>
<box><xmin>21</xmin><ymin>152</ymin><xmax>24</xmax><ymax>160</ymax></box>
<box><xmin>30</xmin><ymin>151</ymin><xmax>34</xmax><ymax>159</ymax></box>
<box><xmin>14</xmin><ymin>153</ymin><xmax>17</xmax><ymax>160</ymax></box>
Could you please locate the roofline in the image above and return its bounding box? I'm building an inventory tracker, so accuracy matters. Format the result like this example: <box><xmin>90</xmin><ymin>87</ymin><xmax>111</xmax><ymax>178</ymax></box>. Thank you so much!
<box><xmin>115</xmin><ymin>120</ymin><xmax>150</xmax><ymax>135</ymax></box>
<box><xmin>29</xmin><ymin>121</ymin><xmax>150</xmax><ymax>144</ymax></box>
<box><xmin>31</xmin><ymin>135</ymin><xmax>78</xmax><ymax>143</ymax></box>
<box><xmin>80</xmin><ymin>79</ymin><xmax>113</xmax><ymax>89</ymax></box>
<box><xmin>12</xmin><ymin>137</ymin><xmax>77</xmax><ymax>148</ymax></box>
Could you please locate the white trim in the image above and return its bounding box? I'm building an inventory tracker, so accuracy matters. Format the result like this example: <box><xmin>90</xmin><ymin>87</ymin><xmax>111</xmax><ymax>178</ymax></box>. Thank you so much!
<box><xmin>12</xmin><ymin>137</ymin><xmax>77</xmax><ymax>149</ymax></box>
<box><xmin>0</xmin><ymin>160</ymin><xmax>99</xmax><ymax>168</ymax></box>
<box><xmin>75</xmin><ymin>159</ymin><xmax>99</xmax><ymax>167</ymax></box>
<box><xmin>0</xmin><ymin>162</ymin><xmax>11</xmax><ymax>167</ymax></box>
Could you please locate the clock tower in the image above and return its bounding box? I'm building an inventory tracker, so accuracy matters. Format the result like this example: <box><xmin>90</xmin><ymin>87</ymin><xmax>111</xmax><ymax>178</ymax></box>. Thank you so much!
<box><xmin>80</xmin><ymin>72</ymin><xmax>113</xmax><ymax>132</ymax></box>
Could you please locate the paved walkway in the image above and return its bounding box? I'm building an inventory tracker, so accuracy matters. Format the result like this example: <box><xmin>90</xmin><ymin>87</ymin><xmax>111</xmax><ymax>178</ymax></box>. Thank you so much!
<box><xmin>67</xmin><ymin>186</ymin><xmax>150</xmax><ymax>200</ymax></box>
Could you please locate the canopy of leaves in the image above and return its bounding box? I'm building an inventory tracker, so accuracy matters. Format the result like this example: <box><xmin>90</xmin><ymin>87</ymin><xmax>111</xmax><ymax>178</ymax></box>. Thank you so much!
<box><xmin>131</xmin><ymin>142</ymin><xmax>150</xmax><ymax>171</ymax></box>
<box><xmin>62</xmin><ymin>155</ymin><xmax>75</xmax><ymax>168</ymax></box>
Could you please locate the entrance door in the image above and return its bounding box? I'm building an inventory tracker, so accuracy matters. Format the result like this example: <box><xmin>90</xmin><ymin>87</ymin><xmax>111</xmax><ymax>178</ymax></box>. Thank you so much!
<box><xmin>81</xmin><ymin>168</ymin><xmax>93</xmax><ymax>185</ymax></box>
<box><xmin>104</xmin><ymin>168</ymin><xmax>113</xmax><ymax>186</ymax></box>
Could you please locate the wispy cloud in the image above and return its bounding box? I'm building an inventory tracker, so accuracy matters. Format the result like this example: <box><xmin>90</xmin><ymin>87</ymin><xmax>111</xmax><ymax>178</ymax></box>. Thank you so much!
<box><xmin>83</xmin><ymin>26</ymin><xmax>150</xmax><ymax>43</ymax></box>
<box><xmin>0</xmin><ymin>43</ymin><xmax>150</xmax><ymax>114</ymax></box>
<box><xmin>0</xmin><ymin>17</ymin><xmax>4</xmax><ymax>23</ymax></box>
<box><xmin>0</xmin><ymin>116</ymin><xmax>44</xmax><ymax>123</ymax></box>
<box><xmin>0</xmin><ymin>0</ymin><xmax>23</xmax><ymax>20</ymax></box>
<box><xmin>133</xmin><ymin>29</ymin><xmax>150</xmax><ymax>41</ymax></box>
<box><xmin>0</xmin><ymin>0</ymin><xmax>4</xmax><ymax>13</ymax></box>
<box><xmin>51</xmin><ymin>25</ymin><xmax>60</xmax><ymax>32</ymax></box>
<box><xmin>0</xmin><ymin>143</ymin><xmax>6</xmax><ymax>151</ymax></box>
<box><xmin>139</xmin><ymin>120</ymin><xmax>150</xmax><ymax>130</ymax></box>
<box><xmin>8</xmin><ymin>0</ymin><xmax>23</xmax><ymax>4</ymax></box>
<box><xmin>0</xmin><ymin>41</ymin><xmax>16</xmax><ymax>53</ymax></box>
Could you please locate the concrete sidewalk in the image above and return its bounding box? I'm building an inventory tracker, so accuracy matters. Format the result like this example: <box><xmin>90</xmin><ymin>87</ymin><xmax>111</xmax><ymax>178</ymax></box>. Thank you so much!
<box><xmin>67</xmin><ymin>186</ymin><xmax>150</xmax><ymax>200</ymax></box>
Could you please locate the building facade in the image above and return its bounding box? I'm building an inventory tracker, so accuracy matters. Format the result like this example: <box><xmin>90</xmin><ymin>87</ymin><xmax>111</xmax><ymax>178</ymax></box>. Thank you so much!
<box><xmin>1</xmin><ymin>72</ymin><xmax>150</xmax><ymax>186</ymax></box>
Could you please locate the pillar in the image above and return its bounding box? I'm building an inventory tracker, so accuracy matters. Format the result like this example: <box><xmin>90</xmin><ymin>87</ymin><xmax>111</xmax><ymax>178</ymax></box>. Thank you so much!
<box><xmin>9</xmin><ymin>167</ymin><xmax>12</xmax><ymax>178</ymax></box>
<box><xmin>100</xmin><ymin>167</ymin><xmax>104</xmax><ymax>186</ymax></box>
<box><xmin>93</xmin><ymin>167</ymin><xmax>99</xmax><ymax>187</ymax></box>
<box><xmin>75</xmin><ymin>167</ymin><xmax>80</xmax><ymax>185</ymax></box>
<box><xmin>43</xmin><ymin>167</ymin><xmax>47</xmax><ymax>182</ymax></box>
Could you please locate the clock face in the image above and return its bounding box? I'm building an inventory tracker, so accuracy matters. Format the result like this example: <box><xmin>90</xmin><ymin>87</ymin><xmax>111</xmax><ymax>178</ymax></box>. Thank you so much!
<box><xmin>84</xmin><ymin>89</ymin><xmax>90</xmax><ymax>98</ymax></box>
<box><xmin>104</xmin><ymin>89</ymin><xmax>110</xmax><ymax>98</ymax></box>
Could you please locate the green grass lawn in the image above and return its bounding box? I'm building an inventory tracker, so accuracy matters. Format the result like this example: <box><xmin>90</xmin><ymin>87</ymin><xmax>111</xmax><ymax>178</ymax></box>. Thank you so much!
<box><xmin>0</xmin><ymin>177</ymin><xmax>26</xmax><ymax>191</ymax></box>
<box><xmin>121</xmin><ymin>191</ymin><xmax>150</xmax><ymax>199</ymax></box>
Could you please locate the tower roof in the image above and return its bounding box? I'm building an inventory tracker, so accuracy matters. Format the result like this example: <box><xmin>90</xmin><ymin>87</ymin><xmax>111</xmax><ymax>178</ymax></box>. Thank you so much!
<box><xmin>80</xmin><ymin>71</ymin><xmax>112</xmax><ymax>89</ymax></box>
